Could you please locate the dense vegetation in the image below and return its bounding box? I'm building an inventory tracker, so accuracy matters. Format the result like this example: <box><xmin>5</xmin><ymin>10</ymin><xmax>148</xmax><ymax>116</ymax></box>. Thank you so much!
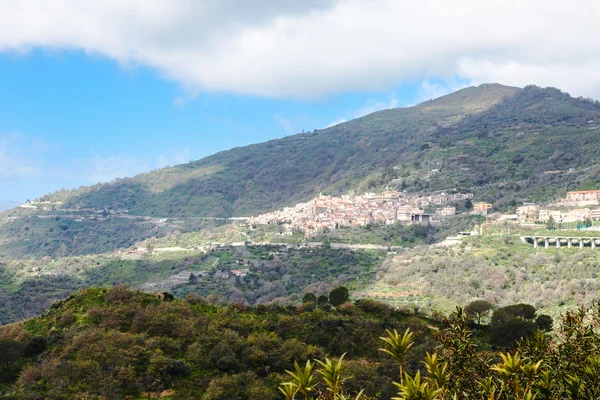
<box><xmin>0</xmin><ymin>212</ymin><xmax>171</xmax><ymax>260</ymax></box>
<box><xmin>0</xmin><ymin>287</ymin><xmax>439</xmax><ymax>399</ymax></box>
<box><xmin>170</xmin><ymin>245</ymin><xmax>381</xmax><ymax>305</ymax></box>
<box><xmin>0</xmin><ymin>286</ymin><xmax>567</xmax><ymax>399</ymax></box>
<box><xmin>0</xmin><ymin>244</ymin><xmax>383</xmax><ymax>325</ymax></box>
<box><xmin>279</xmin><ymin>304</ymin><xmax>599</xmax><ymax>399</ymax></box>
<box><xmin>360</xmin><ymin>232</ymin><xmax>600</xmax><ymax>317</ymax></box>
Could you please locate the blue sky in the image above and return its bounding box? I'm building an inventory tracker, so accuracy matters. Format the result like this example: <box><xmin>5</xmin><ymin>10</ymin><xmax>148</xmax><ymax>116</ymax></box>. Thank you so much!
<box><xmin>0</xmin><ymin>50</ymin><xmax>459</xmax><ymax>201</ymax></box>
<box><xmin>1</xmin><ymin>1</ymin><xmax>598</xmax><ymax>201</ymax></box>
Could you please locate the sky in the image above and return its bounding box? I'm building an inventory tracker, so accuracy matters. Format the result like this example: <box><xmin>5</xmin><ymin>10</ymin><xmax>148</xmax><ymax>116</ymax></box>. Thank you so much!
<box><xmin>1</xmin><ymin>0</ymin><xmax>600</xmax><ymax>201</ymax></box>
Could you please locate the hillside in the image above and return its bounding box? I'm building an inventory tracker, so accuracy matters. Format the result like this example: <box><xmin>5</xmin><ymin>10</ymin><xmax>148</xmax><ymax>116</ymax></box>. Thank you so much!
<box><xmin>38</xmin><ymin>84</ymin><xmax>519</xmax><ymax>217</ymax></box>
<box><xmin>0</xmin><ymin>286</ymin><xmax>439</xmax><ymax>399</ymax></box>
<box><xmin>358</xmin><ymin>226</ymin><xmax>600</xmax><ymax>318</ymax></box>
<box><xmin>0</xmin><ymin>230</ymin><xmax>386</xmax><ymax>325</ymax></box>
<box><xmin>2</xmin><ymin>286</ymin><xmax>597</xmax><ymax>399</ymax></box>
<box><xmin>39</xmin><ymin>83</ymin><xmax>600</xmax><ymax>218</ymax></box>
<box><xmin>3</xmin><ymin>83</ymin><xmax>600</xmax><ymax>260</ymax></box>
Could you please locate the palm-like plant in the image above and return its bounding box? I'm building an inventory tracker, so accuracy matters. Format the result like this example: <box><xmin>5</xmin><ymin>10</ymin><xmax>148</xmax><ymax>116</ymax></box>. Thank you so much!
<box><xmin>393</xmin><ymin>371</ymin><xmax>441</xmax><ymax>400</ymax></box>
<box><xmin>315</xmin><ymin>353</ymin><xmax>348</xmax><ymax>398</ymax></box>
<box><xmin>279</xmin><ymin>381</ymin><xmax>299</xmax><ymax>400</ymax></box>
<box><xmin>380</xmin><ymin>328</ymin><xmax>414</xmax><ymax>381</ymax></box>
<box><xmin>423</xmin><ymin>352</ymin><xmax>449</xmax><ymax>394</ymax></box>
<box><xmin>286</xmin><ymin>360</ymin><xmax>317</xmax><ymax>399</ymax></box>
<box><xmin>336</xmin><ymin>389</ymin><xmax>366</xmax><ymax>400</ymax></box>
<box><xmin>491</xmin><ymin>353</ymin><xmax>523</xmax><ymax>377</ymax></box>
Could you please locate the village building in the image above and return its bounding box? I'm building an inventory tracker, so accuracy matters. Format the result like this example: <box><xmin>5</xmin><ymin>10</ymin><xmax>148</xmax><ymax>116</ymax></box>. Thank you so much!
<box><xmin>566</xmin><ymin>190</ymin><xmax>600</xmax><ymax>202</ymax></box>
<box><xmin>249</xmin><ymin>189</ymin><xmax>472</xmax><ymax>235</ymax></box>
<box><xmin>411</xmin><ymin>214</ymin><xmax>430</xmax><ymax>226</ymax></box>
<box><xmin>473</xmin><ymin>202</ymin><xmax>493</xmax><ymax>212</ymax></box>
<box><xmin>438</xmin><ymin>206</ymin><xmax>456</xmax><ymax>216</ymax></box>
<box><xmin>517</xmin><ymin>204</ymin><xmax>539</xmax><ymax>222</ymax></box>
<box><xmin>567</xmin><ymin>208</ymin><xmax>591</xmax><ymax>221</ymax></box>
<box><xmin>498</xmin><ymin>214</ymin><xmax>519</xmax><ymax>221</ymax></box>
<box><xmin>539</xmin><ymin>209</ymin><xmax>563</xmax><ymax>223</ymax></box>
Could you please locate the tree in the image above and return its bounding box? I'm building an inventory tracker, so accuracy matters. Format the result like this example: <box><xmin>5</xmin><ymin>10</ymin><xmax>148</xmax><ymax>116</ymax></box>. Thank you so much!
<box><xmin>464</xmin><ymin>198</ymin><xmax>473</xmax><ymax>210</ymax></box>
<box><xmin>162</xmin><ymin>292</ymin><xmax>175</xmax><ymax>302</ymax></box>
<box><xmin>189</xmin><ymin>273</ymin><xmax>198</xmax><ymax>283</ymax></box>
<box><xmin>546</xmin><ymin>215</ymin><xmax>556</xmax><ymax>230</ymax></box>
<box><xmin>329</xmin><ymin>287</ymin><xmax>350</xmax><ymax>307</ymax></box>
<box><xmin>489</xmin><ymin>319</ymin><xmax>537</xmax><ymax>347</ymax></box>
<box><xmin>492</xmin><ymin>303</ymin><xmax>536</xmax><ymax>325</ymax></box>
<box><xmin>24</xmin><ymin>336</ymin><xmax>47</xmax><ymax>357</ymax></box>
<box><xmin>465</xmin><ymin>300</ymin><xmax>492</xmax><ymax>325</ymax></box>
<box><xmin>302</xmin><ymin>292</ymin><xmax>317</xmax><ymax>303</ymax></box>
<box><xmin>536</xmin><ymin>314</ymin><xmax>553</xmax><ymax>331</ymax></box>
<box><xmin>0</xmin><ymin>339</ymin><xmax>25</xmax><ymax>379</ymax></box>
<box><xmin>317</xmin><ymin>295</ymin><xmax>329</xmax><ymax>306</ymax></box>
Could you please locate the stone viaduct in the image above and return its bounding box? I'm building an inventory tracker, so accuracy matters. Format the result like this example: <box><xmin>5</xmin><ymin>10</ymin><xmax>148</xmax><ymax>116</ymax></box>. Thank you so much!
<box><xmin>521</xmin><ymin>236</ymin><xmax>599</xmax><ymax>249</ymax></box>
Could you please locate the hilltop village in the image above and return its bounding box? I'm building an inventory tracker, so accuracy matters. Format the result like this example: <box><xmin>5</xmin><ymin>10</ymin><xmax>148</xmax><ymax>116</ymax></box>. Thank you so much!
<box><xmin>250</xmin><ymin>189</ymin><xmax>600</xmax><ymax>236</ymax></box>
<box><xmin>249</xmin><ymin>190</ymin><xmax>474</xmax><ymax>236</ymax></box>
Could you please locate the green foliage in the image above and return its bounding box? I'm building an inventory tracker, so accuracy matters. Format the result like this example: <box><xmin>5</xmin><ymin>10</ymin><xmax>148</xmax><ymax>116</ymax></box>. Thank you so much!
<box><xmin>465</xmin><ymin>198</ymin><xmax>473</xmax><ymax>210</ymax></box>
<box><xmin>303</xmin><ymin>293</ymin><xmax>317</xmax><ymax>303</ymax></box>
<box><xmin>465</xmin><ymin>300</ymin><xmax>492</xmax><ymax>325</ymax></box>
<box><xmin>310</xmin><ymin>223</ymin><xmax>434</xmax><ymax>247</ymax></box>
<box><xmin>329</xmin><ymin>287</ymin><xmax>350</xmax><ymax>307</ymax></box>
<box><xmin>489</xmin><ymin>319</ymin><xmax>538</xmax><ymax>348</ymax></box>
<box><xmin>0</xmin><ymin>244</ymin><xmax>383</xmax><ymax>324</ymax></box>
<box><xmin>0</xmin><ymin>340</ymin><xmax>25</xmax><ymax>380</ymax></box>
<box><xmin>286</xmin><ymin>303</ymin><xmax>600</xmax><ymax>399</ymax></box>
<box><xmin>362</xmin><ymin>234</ymin><xmax>600</xmax><ymax>316</ymax></box>
<box><xmin>535</xmin><ymin>314</ymin><xmax>553</xmax><ymax>332</ymax></box>
<box><xmin>491</xmin><ymin>304</ymin><xmax>536</xmax><ymax>325</ymax></box>
<box><xmin>0</xmin><ymin>287</ymin><xmax>436</xmax><ymax>399</ymax></box>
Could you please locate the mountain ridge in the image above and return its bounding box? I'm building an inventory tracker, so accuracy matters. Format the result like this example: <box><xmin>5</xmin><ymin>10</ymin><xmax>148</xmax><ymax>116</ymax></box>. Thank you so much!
<box><xmin>2</xmin><ymin>83</ymin><xmax>600</xmax><ymax>259</ymax></box>
<box><xmin>44</xmin><ymin>83</ymin><xmax>600</xmax><ymax>216</ymax></box>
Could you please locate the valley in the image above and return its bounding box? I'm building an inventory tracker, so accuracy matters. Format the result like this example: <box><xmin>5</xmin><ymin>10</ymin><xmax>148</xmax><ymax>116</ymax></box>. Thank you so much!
<box><xmin>2</xmin><ymin>3</ymin><xmax>600</xmax><ymax>397</ymax></box>
<box><xmin>1</xmin><ymin>84</ymin><xmax>600</xmax><ymax>328</ymax></box>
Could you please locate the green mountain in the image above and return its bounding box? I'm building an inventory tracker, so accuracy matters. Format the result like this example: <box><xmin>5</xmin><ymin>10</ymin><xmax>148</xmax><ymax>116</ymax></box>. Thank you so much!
<box><xmin>39</xmin><ymin>83</ymin><xmax>600</xmax><ymax>217</ymax></box>
<box><xmin>2</xmin><ymin>83</ymin><xmax>600</xmax><ymax>259</ymax></box>
<box><xmin>38</xmin><ymin>84</ymin><xmax>514</xmax><ymax>216</ymax></box>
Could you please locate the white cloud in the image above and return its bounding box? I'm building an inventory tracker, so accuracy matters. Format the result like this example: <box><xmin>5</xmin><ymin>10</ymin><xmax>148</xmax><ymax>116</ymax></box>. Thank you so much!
<box><xmin>1</xmin><ymin>1</ymin><xmax>600</xmax><ymax>99</ymax></box>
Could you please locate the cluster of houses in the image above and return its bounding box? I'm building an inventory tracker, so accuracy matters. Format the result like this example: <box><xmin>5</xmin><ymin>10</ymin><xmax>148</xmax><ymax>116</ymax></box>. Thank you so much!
<box><xmin>509</xmin><ymin>190</ymin><xmax>600</xmax><ymax>224</ymax></box>
<box><xmin>249</xmin><ymin>188</ymin><xmax>600</xmax><ymax>236</ymax></box>
<box><xmin>249</xmin><ymin>190</ymin><xmax>473</xmax><ymax>236</ymax></box>
<box><xmin>19</xmin><ymin>200</ymin><xmax>63</xmax><ymax>210</ymax></box>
